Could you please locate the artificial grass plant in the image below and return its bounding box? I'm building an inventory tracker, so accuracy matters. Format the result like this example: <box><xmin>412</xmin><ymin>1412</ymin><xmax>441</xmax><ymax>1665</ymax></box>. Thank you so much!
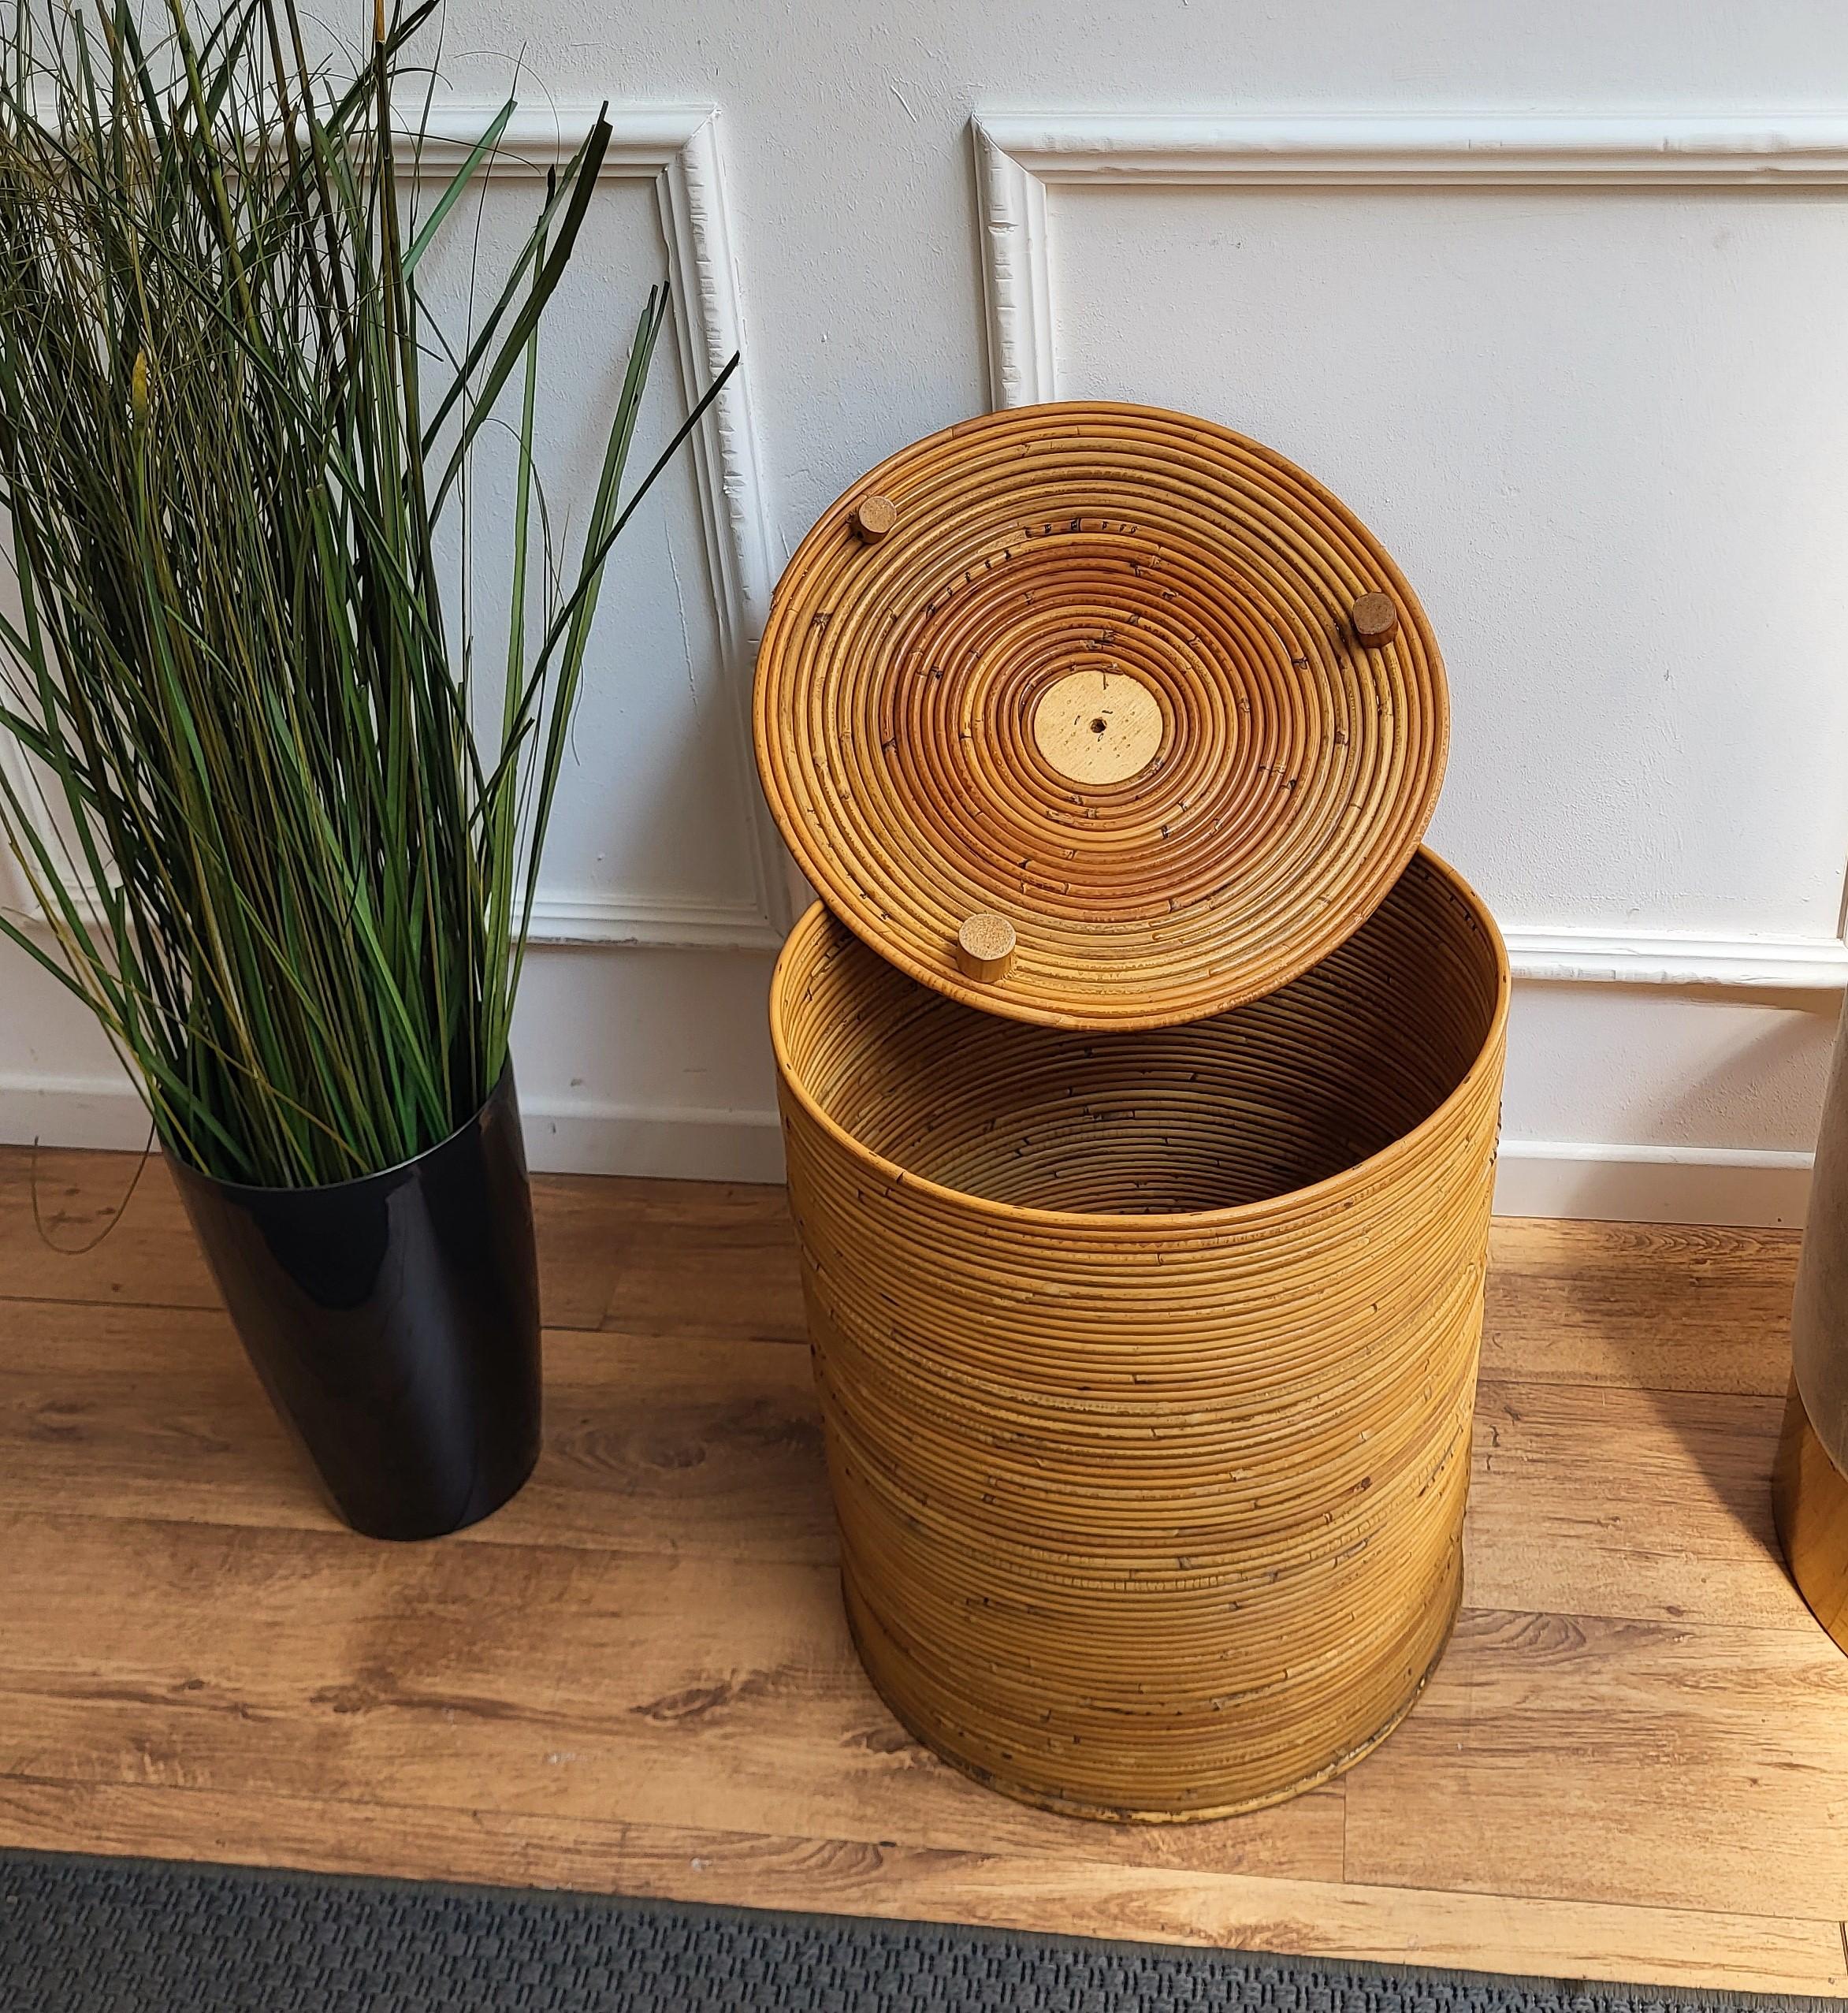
<box><xmin>0</xmin><ymin>0</ymin><xmax>734</xmax><ymax>1184</ymax></box>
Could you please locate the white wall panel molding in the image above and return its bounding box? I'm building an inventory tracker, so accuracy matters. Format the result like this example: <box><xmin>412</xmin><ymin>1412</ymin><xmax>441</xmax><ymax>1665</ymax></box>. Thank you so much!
<box><xmin>371</xmin><ymin>102</ymin><xmax>794</xmax><ymax>949</ymax></box>
<box><xmin>1503</xmin><ymin>925</ymin><xmax>1848</xmax><ymax>991</ymax></box>
<box><xmin>0</xmin><ymin>103</ymin><xmax>787</xmax><ymax>954</ymax></box>
<box><xmin>426</xmin><ymin>102</ymin><xmax>790</xmax><ymax>947</ymax></box>
<box><xmin>524</xmin><ymin>887</ymin><xmax>781</xmax><ymax>951</ymax></box>
<box><xmin>972</xmin><ymin>110</ymin><xmax>1848</xmax><ymax>995</ymax></box>
<box><xmin>975</xmin><ymin>111</ymin><xmax>1848</xmax><ymax>197</ymax></box>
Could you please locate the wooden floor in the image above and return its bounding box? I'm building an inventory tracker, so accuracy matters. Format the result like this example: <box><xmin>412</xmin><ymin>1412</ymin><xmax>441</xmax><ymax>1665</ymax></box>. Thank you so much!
<box><xmin>0</xmin><ymin>1146</ymin><xmax>1844</xmax><ymax>1996</ymax></box>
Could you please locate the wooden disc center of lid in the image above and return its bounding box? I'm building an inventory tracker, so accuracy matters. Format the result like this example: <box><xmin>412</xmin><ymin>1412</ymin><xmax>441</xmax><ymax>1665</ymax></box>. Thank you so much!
<box><xmin>1032</xmin><ymin>668</ymin><xmax>1163</xmax><ymax>786</ymax></box>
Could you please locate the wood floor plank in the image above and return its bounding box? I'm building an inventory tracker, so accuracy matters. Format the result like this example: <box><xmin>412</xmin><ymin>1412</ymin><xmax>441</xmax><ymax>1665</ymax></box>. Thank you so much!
<box><xmin>0</xmin><ymin>1777</ymin><xmax>1836</xmax><ymax>1997</ymax></box>
<box><xmin>0</xmin><ymin>1148</ymin><xmax>214</xmax><ymax>1310</ymax></box>
<box><xmin>526</xmin><ymin>1174</ymin><xmax>636</xmax><ymax>1330</ymax></box>
<box><xmin>1464</xmin><ymin>1378</ymin><xmax>1806</xmax><ymax>1631</ymax></box>
<box><xmin>0</xmin><ymin>1302</ymin><xmax>833</xmax><ymax>1559</ymax></box>
<box><xmin>1344</xmin><ymin>1606</ymin><xmax>1848</xmax><ymax>1922</ymax></box>
<box><xmin>2</xmin><ymin>1162</ymin><xmax>1843</xmax><ymax>1990</ymax></box>
<box><xmin>1482</xmin><ymin>1219</ymin><xmax>1798</xmax><ymax>1396</ymax></box>
<box><xmin>591</xmin><ymin>1178</ymin><xmax>805</xmax><ymax>1346</ymax></box>
<box><xmin>0</xmin><ymin>1509</ymin><xmax>1343</xmax><ymax>1882</ymax></box>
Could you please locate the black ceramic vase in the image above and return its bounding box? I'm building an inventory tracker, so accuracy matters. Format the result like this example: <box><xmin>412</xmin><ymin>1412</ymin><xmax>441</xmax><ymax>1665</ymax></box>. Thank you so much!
<box><xmin>170</xmin><ymin>1065</ymin><xmax>541</xmax><ymax>1540</ymax></box>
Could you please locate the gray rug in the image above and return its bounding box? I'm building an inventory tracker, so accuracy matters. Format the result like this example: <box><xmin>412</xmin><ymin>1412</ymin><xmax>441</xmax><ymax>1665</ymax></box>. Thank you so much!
<box><xmin>0</xmin><ymin>1849</ymin><xmax>1827</xmax><ymax>2011</ymax></box>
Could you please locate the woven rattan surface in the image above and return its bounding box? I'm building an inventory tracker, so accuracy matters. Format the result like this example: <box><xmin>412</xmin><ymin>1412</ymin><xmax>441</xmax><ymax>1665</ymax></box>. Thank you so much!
<box><xmin>770</xmin><ymin>847</ymin><xmax>1509</xmax><ymax>1818</ymax></box>
<box><xmin>754</xmin><ymin>402</ymin><xmax>1448</xmax><ymax>1030</ymax></box>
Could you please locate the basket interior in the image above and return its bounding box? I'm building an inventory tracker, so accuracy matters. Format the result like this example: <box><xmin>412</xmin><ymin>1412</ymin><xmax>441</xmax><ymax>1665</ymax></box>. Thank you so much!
<box><xmin>777</xmin><ymin>853</ymin><xmax>1502</xmax><ymax>1215</ymax></box>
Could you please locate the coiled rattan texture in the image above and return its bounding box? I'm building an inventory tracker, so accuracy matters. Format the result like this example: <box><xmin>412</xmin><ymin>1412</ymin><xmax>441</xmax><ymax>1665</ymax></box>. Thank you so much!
<box><xmin>772</xmin><ymin>848</ymin><xmax>1508</xmax><ymax>1820</ymax></box>
<box><xmin>755</xmin><ymin>401</ymin><xmax>1448</xmax><ymax>1030</ymax></box>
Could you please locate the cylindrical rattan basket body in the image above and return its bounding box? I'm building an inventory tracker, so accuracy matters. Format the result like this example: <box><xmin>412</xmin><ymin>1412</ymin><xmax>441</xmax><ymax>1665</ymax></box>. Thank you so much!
<box><xmin>771</xmin><ymin>846</ymin><xmax>1508</xmax><ymax>1821</ymax></box>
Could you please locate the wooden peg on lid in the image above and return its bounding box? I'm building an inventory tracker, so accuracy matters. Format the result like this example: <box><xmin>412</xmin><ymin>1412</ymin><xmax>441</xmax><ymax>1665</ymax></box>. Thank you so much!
<box><xmin>955</xmin><ymin>913</ymin><xmax>1017</xmax><ymax>984</ymax></box>
<box><xmin>851</xmin><ymin>493</ymin><xmax>898</xmax><ymax>544</ymax></box>
<box><xmin>1350</xmin><ymin>591</ymin><xmax>1399</xmax><ymax>649</ymax></box>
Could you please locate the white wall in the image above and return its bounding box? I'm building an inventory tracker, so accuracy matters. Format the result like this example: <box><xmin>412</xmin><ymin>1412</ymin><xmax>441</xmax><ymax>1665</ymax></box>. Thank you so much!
<box><xmin>4</xmin><ymin>2</ymin><xmax>1847</xmax><ymax>1223</ymax></box>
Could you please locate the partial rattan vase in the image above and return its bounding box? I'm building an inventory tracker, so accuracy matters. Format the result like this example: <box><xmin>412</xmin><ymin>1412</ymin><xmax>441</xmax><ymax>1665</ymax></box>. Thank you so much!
<box><xmin>1775</xmin><ymin>992</ymin><xmax>1848</xmax><ymax>1652</ymax></box>
<box><xmin>772</xmin><ymin>847</ymin><xmax>1509</xmax><ymax>1819</ymax></box>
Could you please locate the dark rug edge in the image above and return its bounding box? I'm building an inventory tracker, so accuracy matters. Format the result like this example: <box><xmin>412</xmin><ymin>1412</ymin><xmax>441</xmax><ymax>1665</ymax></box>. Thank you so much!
<box><xmin>2</xmin><ymin>1844</ymin><xmax>1838</xmax><ymax>2012</ymax></box>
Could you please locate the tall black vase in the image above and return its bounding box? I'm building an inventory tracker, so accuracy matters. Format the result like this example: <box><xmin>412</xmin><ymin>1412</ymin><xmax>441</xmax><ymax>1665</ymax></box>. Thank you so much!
<box><xmin>170</xmin><ymin>1065</ymin><xmax>541</xmax><ymax>1540</ymax></box>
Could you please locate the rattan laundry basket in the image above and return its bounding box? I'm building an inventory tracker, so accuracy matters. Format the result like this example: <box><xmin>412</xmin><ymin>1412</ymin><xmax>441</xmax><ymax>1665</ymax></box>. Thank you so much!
<box><xmin>757</xmin><ymin>401</ymin><xmax>1508</xmax><ymax>1819</ymax></box>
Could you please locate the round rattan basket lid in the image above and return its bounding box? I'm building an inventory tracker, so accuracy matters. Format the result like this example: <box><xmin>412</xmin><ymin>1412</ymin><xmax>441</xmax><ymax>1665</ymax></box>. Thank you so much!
<box><xmin>754</xmin><ymin>400</ymin><xmax>1448</xmax><ymax>1029</ymax></box>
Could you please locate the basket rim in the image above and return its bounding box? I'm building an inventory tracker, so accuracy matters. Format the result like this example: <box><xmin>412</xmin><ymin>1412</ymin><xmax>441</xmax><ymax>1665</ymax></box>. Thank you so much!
<box><xmin>768</xmin><ymin>843</ymin><xmax>1511</xmax><ymax>1233</ymax></box>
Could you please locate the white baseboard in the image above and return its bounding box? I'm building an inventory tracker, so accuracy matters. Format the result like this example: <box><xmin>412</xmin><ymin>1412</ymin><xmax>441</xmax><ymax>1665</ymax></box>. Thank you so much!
<box><xmin>0</xmin><ymin>1072</ymin><xmax>158</xmax><ymax>1153</ymax></box>
<box><xmin>1493</xmin><ymin>1139</ymin><xmax>1813</xmax><ymax>1228</ymax></box>
<box><xmin>0</xmin><ymin>1072</ymin><xmax>1814</xmax><ymax>1224</ymax></box>
<box><xmin>519</xmin><ymin>1098</ymin><xmax>785</xmax><ymax>1183</ymax></box>
<box><xmin>0</xmin><ymin>1071</ymin><xmax>790</xmax><ymax>1185</ymax></box>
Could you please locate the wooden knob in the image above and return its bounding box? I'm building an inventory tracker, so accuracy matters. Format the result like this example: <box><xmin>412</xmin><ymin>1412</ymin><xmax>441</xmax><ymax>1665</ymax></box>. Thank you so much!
<box><xmin>1032</xmin><ymin>668</ymin><xmax>1163</xmax><ymax>786</ymax></box>
<box><xmin>851</xmin><ymin>493</ymin><xmax>898</xmax><ymax>544</ymax></box>
<box><xmin>1351</xmin><ymin>591</ymin><xmax>1399</xmax><ymax>649</ymax></box>
<box><xmin>955</xmin><ymin>913</ymin><xmax>1017</xmax><ymax>984</ymax></box>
